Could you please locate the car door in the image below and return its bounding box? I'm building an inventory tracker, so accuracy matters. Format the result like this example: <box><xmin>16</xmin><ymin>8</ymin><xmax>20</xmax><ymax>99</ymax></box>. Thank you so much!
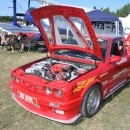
<box><xmin>108</xmin><ymin>38</ymin><xmax>129</xmax><ymax>93</ymax></box>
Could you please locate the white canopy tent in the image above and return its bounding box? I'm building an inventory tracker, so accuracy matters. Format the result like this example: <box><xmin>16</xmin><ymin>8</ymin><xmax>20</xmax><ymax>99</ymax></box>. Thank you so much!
<box><xmin>119</xmin><ymin>14</ymin><xmax>130</xmax><ymax>38</ymax></box>
<box><xmin>0</xmin><ymin>23</ymin><xmax>39</xmax><ymax>34</ymax></box>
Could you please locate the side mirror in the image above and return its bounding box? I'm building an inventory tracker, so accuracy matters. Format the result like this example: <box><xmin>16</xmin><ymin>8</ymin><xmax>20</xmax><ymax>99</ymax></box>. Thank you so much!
<box><xmin>109</xmin><ymin>56</ymin><xmax>121</xmax><ymax>63</ymax></box>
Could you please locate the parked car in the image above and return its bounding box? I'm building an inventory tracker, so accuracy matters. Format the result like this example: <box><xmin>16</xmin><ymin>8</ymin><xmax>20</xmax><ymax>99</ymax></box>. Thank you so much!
<box><xmin>9</xmin><ymin>5</ymin><xmax>130</xmax><ymax>124</ymax></box>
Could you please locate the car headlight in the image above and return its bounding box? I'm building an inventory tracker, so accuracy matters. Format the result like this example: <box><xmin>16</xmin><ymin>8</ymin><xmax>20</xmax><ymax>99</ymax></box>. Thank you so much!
<box><xmin>46</xmin><ymin>87</ymin><xmax>52</xmax><ymax>95</ymax></box>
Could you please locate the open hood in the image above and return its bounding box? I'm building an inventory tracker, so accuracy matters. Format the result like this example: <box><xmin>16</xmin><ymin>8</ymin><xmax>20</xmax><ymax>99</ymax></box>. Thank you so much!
<box><xmin>31</xmin><ymin>5</ymin><xmax>102</xmax><ymax>60</ymax></box>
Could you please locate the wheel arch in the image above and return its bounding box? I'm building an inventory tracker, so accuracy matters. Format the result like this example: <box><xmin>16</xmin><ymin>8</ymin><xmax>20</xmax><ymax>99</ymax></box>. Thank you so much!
<box><xmin>80</xmin><ymin>82</ymin><xmax>102</xmax><ymax>117</ymax></box>
<box><xmin>81</xmin><ymin>81</ymin><xmax>103</xmax><ymax>100</ymax></box>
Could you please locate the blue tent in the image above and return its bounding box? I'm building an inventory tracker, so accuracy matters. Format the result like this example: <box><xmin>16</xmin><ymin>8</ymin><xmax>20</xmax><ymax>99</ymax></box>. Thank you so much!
<box><xmin>87</xmin><ymin>10</ymin><xmax>119</xmax><ymax>22</ymax></box>
<box><xmin>25</xmin><ymin>8</ymin><xmax>35</xmax><ymax>24</ymax></box>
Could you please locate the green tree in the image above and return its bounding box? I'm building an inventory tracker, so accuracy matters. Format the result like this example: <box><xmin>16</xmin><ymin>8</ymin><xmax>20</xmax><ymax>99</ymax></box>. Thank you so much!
<box><xmin>93</xmin><ymin>3</ymin><xmax>130</xmax><ymax>17</ymax></box>
<box><xmin>93</xmin><ymin>6</ymin><xmax>96</xmax><ymax>9</ymax></box>
<box><xmin>116</xmin><ymin>3</ymin><xmax>130</xmax><ymax>17</ymax></box>
<box><xmin>102</xmin><ymin>7</ymin><xmax>116</xmax><ymax>15</ymax></box>
<box><xmin>0</xmin><ymin>16</ymin><xmax>13</xmax><ymax>22</ymax></box>
<box><xmin>103</xmin><ymin>7</ymin><xmax>110</xmax><ymax>13</ymax></box>
<box><xmin>0</xmin><ymin>16</ymin><xmax>24</xmax><ymax>23</ymax></box>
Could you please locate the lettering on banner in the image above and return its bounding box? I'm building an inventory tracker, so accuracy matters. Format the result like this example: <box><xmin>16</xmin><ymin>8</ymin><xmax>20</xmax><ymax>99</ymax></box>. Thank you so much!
<box><xmin>92</xmin><ymin>22</ymin><xmax>117</xmax><ymax>34</ymax></box>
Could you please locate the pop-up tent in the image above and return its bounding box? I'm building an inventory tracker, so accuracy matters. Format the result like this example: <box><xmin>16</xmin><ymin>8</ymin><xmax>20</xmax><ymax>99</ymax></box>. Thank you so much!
<box><xmin>87</xmin><ymin>10</ymin><xmax>119</xmax><ymax>22</ymax></box>
<box><xmin>0</xmin><ymin>23</ymin><xmax>39</xmax><ymax>34</ymax></box>
<box><xmin>119</xmin><ymin>14</ymin><xmax>130</xmax><ymax>38</ymax></box>
<box><xmin>87</xmin><ymin>10</ymin><xmax>122</xmax><ymax>35</ymax></box>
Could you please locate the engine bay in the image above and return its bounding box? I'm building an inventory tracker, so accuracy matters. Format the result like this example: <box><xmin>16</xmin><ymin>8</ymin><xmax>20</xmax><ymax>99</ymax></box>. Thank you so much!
<box><xmin>25</xmin><ymin>58</ymin><xmax>95</xmax><ymax>81</ymax></box>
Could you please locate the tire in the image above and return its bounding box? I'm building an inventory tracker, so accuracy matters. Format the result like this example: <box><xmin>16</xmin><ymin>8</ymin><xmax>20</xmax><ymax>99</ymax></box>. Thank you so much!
<box><xmin>81</xmin><ymin>84</ymin><xmax>101</xmax><ymax>117</ymax></box>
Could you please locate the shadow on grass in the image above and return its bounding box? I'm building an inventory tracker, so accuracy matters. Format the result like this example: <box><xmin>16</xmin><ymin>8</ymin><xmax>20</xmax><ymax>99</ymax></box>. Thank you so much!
<box><xmin>69</xmin><ymin>82</ymin><xmax>130</xmax><ymax>126</ymax></box>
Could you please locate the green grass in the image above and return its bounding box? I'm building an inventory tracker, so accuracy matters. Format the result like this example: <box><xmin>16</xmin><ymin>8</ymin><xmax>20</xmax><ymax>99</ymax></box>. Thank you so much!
<box><xmin>0</xmin><ymin>47</ymin><xmax>130</xmax><ymax>130</ymax></box>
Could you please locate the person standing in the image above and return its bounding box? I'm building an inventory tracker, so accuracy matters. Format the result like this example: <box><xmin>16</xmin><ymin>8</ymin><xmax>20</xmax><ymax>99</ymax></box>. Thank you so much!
<box><xmin>19</xmin><ymin>33</ymin><xmax>27</xmax><ymax>53</ymax></box>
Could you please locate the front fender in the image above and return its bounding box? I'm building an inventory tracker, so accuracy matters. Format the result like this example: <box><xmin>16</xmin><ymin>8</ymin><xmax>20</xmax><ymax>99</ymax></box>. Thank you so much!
<box><xmin>80</xmin><ymin>78</ymin><xmax>102</xmax><ymax>99</ymax></box>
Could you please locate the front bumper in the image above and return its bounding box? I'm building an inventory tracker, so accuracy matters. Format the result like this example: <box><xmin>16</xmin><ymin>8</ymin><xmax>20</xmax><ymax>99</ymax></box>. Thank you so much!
<box><xmin>9</xmin><ymin>81</ymin><xmax>81</xmax><ymax>124</ymax></box>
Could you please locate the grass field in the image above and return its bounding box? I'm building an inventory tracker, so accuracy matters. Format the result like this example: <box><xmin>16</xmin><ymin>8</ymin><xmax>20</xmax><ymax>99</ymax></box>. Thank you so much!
<box><xmin>0</xmin><ymin>47</ymin><xmax>130</xmax><ymax>130</ymax></box>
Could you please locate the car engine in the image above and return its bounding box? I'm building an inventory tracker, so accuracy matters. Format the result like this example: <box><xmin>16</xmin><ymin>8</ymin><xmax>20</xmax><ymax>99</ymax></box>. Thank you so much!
<box><xmin>25</xmin><ymin>58</ymin><xmax>95</xmax><ymax>81</ymax></box>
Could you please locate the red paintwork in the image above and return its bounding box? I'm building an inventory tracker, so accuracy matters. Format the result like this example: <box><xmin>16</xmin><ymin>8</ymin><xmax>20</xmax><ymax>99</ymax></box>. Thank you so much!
<box><xmin>9</xmin><ymin>5</ymin><xmax>130</xmax><ymax>124</ymax></box>
<box><xmin>126</xmin><ymin>33</ymin><xmax>130</xmax><ymax>41</ymax></box>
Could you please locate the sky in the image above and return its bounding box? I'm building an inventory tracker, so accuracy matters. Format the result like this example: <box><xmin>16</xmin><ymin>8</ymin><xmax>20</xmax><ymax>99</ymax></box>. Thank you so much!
<box><xmin>0</xmin><ymin>0</ymin><xmax>129</xmax><ymax>16</ymax></box>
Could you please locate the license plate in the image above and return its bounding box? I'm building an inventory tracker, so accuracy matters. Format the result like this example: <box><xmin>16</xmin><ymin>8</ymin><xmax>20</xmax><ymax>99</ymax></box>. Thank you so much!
<box><xmin>17</xmin><ymin>91</ymin><xmax>37</xmax><ymax>106</ymax></box>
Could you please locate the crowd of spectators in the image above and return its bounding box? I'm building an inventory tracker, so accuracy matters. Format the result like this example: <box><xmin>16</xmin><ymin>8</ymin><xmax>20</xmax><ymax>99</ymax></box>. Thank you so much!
<box><xmin>0</xmin><ymin>32</ymin><xmax>38</xmax><ymax>53</ymax></box>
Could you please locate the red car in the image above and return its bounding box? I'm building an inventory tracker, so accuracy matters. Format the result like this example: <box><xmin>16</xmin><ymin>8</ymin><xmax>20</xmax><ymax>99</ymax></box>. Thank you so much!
<box><xmin>9</xmin><ymin>5</ymin><xmax>130</xmax><ymax>124</ymax></box>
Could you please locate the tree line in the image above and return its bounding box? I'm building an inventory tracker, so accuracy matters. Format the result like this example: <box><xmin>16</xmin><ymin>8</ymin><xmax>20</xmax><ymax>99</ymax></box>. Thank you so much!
<box><xmin>0</xmin><ymin>16</ymin><xmax>23</xmax><ymax>23</ymax></box>
<box><xmin>102</xmin><ymin>3</ymin><xmax>130</xmax><ymax>17</ymax></box>
<box><xmin>0</xmin><ymin>16</ymin><xmax>13</xmax><ymax>22</ymax></box>
<box><xmin>0</xmin><ymin>3</ymin><xmax>130</xmax><ymax>22</ymax></box>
